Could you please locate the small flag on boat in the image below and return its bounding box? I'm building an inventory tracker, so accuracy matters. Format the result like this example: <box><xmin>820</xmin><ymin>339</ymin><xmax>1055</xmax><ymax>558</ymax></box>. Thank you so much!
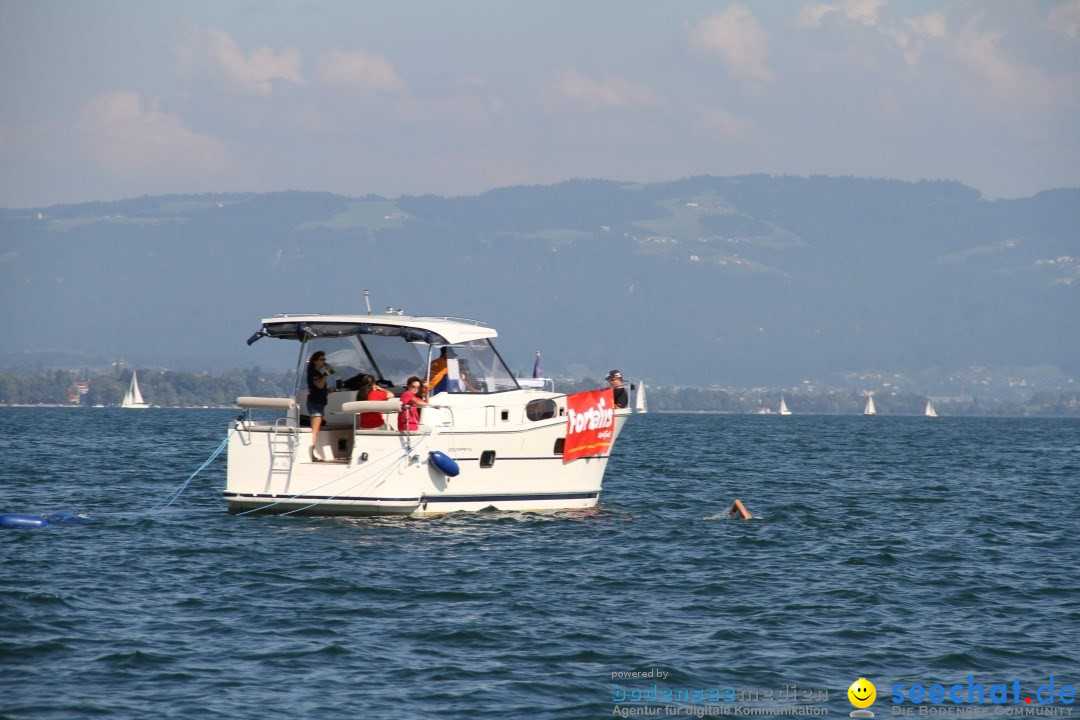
<box><xmin>533</xmin><ymin>351</ymin><xmax>542</xmax><ymax>379</ymax></box>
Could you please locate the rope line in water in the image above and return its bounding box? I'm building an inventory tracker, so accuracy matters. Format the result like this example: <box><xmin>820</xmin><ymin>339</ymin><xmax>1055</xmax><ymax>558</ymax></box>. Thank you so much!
<box><xmin>279</xmin><ymin>458</ymin><xmax>402</xmax><ymax>516</ymax></box>
<box><xmin>147</xmin><ymin>430</ymin><xmax>235</xmax><ymax>516</ymax></box>
<box><xmin>233</xmin><ymin>452</ymin><xmax>396</xmax><ymax>517</ymax></box>
<box><xmin>238</xmin><ymin>447</ymin><xmax>409</xmax><ymax>517</ymax></box>
<box><xmin>146</xmin><ymin>426</ymin><xmax>430</xmax><ymax>518</ymax></box>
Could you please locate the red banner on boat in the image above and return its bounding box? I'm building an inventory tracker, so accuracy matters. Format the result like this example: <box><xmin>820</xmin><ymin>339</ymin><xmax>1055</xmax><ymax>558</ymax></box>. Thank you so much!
<box><xmin>563</xmin><ymin>389</ymin><xmax>616</xmax><ymax>462</ymax></box>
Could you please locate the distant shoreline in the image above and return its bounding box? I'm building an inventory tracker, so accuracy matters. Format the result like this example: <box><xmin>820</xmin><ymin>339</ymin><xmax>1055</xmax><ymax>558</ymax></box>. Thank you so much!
<box><xmin>2</xmin><ymin>404</ymin><xmax>1075</xmax><ymax>419</ymax></box>
<box><xmin>0</xmin><ymin>404</ymin><xmax>234</xmax><ymax>409</ymax></box>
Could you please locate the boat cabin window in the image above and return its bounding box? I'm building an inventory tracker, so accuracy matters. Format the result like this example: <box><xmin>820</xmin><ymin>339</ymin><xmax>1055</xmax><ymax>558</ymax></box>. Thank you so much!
<box><xmin>284</xmin><ymin>324</ymin><xmax>518</xmax><ymax>395</ymax></box>
<box><xmin>526</xmin><ymin>398</ymin><xmax>557</xmax><ymax>421</ymax></box>
<box><xmin>360</xmin><ymin>333</ymin><xmax>427</xmax><ymax>387</ymax></box>
<box><xmin>429</xmin><ymin>340</ymin><xmax>519</xmax><ymax>395</ymax></box>
<box><xmin>298</xmin><ymin>337</ymin><xmax>378</xmax><ymax>391</ymax></box>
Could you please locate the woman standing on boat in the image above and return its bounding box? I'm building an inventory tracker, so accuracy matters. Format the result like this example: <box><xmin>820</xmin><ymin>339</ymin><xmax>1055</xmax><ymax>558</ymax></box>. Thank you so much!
<box><xmin>398</xmin><ymin>376</ymin><xmax>431</xmax><ymax>432</ymax></box>
<box><xmin>356</xmin><ymin>374</ymin><xmax>395</xmax><ymax>429</ymax></box>
<box><xmin>307</xmin><ymin>351</ymin><xmax>333</xmax><ymax>459</ymax></box>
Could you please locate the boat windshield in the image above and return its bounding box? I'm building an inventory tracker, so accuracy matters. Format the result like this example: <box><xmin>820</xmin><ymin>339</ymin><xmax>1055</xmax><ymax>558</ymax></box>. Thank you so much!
<box><xmin>429</xmin><ymin>339</ymin><xmax>520</xmax><ymax>395</ymax></box>
<box><xmin>295</xmin><ymin>334</ymin><xmax>519</xmax><ymax>394</ymax></box>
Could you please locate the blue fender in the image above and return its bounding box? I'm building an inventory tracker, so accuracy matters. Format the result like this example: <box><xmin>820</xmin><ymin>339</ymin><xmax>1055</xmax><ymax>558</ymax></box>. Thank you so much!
<box><xmin>429</xmin><ymin>451</ymin><xmax>460</xmax><ymax>477</ymax></box>
<box><xmin>0</xmin><ymin>513</ymin><xmax>51</xmax><ymax>529</ymax></box>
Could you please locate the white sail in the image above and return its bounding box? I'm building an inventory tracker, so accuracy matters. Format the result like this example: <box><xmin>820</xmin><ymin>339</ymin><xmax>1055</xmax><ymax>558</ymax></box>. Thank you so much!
<box><xmin>779</xmin><ymin>396</ymin><xmax>791</xmax><ymax>415</ymax></box>
<box><xmin>925</xmin><ymin>399</ymin><xmax>938</xmax><ymax>418</ymax></box>
<box><xmin>863</xmin><ymin>393</ymin><xmax>877</xmax><ymax>416</ymax></box>
<box><xmin>122</xmin><ymin>371</ymin><xmax>149</xmax><ymax>408</ymax></box>
<box><xmin>634</xmin><ymin>382</ymin><xmax>648</xmax><ymax>414</ymax></box>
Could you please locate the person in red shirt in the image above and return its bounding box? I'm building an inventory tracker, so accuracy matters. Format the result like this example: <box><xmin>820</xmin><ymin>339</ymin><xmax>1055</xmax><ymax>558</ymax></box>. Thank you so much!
<box><xmin>398</xmin><ymin>376</ymin><xmax>431</xmax><ymax>432</ymax></box>
<box><xmin>355</xmin><ymin>374</ymin><xmax>396</xmax><ymax>429</ymax></box>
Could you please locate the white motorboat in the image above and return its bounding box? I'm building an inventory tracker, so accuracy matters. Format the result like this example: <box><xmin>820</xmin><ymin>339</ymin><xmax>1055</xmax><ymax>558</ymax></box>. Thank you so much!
<box><xmin>226</xmin><ymin>313</ymin><xmax>631</xmax><ymax>517</ymax></box>
<box><xmin>121</xmin><ymin>371</ymin><xmax>149</xmax><ymax>409</ymax></box>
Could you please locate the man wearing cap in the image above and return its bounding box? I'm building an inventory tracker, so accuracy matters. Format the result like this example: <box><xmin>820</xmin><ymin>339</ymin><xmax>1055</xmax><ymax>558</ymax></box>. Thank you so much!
<box><xmin>606</xmin><ymin>370</ymin><xmax>629</xmax><ymax>409</ymax></box>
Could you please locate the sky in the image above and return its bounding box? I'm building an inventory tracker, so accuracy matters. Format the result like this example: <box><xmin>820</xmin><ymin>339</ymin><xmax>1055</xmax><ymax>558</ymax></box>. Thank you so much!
<box><xmin>1</xmin><ymin>0</ymin><xmax>1078</xmax><ymax>208</ymax></box>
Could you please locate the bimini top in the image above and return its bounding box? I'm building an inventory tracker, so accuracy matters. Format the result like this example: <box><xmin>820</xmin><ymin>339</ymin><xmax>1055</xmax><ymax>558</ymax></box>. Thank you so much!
<box><xmin>247</xmin><ymin>314</ymin><xmax>499</xmax><ymax>346</ymax></box>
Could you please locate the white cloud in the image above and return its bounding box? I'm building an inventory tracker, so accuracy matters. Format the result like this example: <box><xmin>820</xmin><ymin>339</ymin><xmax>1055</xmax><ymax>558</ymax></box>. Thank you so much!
<box><xmin>797</xmin><ymin>0</ymin><xmax>931</xmax><ymax>64</ymax></box>
<box><xmin>795</xmin><ymin>1</ymin><xmax>1063</xmax><ymax>90</ymax></box>
<box><xmin>174</xmin><ymin>23</ymin><xmax>306</xmax><ymax>96</ymax></box>
<box><xmin>950</xmin><ymin>18</ymin><xmax>1057</xmax><ymax>106</ymax></box>
<box><xmin>77</xmin><ymin>92</ymin><xmax>229</xmax><ymax>178</ymax></box>
<box><xmin>795</xmin><ymin>0</ymin><xmax>886</xmax><ymax>31</ymax></box>
<box><xmin>313</xmin><ymin>48</ymin><xmax>406</xmax><ymax>96</ymax></box>
<box><xmin>688</xmin><ymin>4</ymin><xmax>774</xmax><ymax>85</ymax></box>
<box><xmin>548</xmin><ymin>67</ymin><xmax>658</xmax><ymax>111</ymax></box>
<box><xmin>892</xmin><ymin>11</ymin><xmax>949</xmax><ymax>65</ymax></box>
<box><xmin>906</xmin><ymin>11</ymin><xmax>947</xmax><ymax>40</ymax></box>
<box><xmin>1049</xmin><ymin>0</ymin><xmax>1080</xmax><ymax>39</ymax></box>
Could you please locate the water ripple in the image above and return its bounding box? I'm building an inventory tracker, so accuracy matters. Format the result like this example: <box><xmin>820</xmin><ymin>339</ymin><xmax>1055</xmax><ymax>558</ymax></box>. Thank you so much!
<box><xmin>1</xmin><ymin>409</ymin><xmax>1078</xmax><ymax>719</ymax></box>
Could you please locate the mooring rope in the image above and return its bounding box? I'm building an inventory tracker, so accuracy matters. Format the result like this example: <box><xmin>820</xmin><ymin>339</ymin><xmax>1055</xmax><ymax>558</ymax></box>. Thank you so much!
<box><xmin>146</xmin><ymin>429</ymin><xmax>235</xmax><ymax>516</ymax></box>
<box><xmin>146</xmin><ymin>422</ymin><xmax>433</xmax><ymax>519</ymax></box>
<box><xmin>278</xmin><ymin>452</ymin><xmax>409</xmax><ymax>516</ymax></box>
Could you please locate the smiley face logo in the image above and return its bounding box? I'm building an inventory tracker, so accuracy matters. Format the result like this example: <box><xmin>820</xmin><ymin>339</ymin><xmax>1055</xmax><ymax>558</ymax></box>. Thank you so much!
<box><xmin>848</xmin><ymin>678</ymin><xmax>877</xmax><ymax>709</ymax></box>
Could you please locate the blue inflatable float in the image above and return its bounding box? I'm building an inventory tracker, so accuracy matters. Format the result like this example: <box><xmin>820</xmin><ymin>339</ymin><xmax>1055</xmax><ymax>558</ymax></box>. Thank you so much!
<box><xmin>0</xmin><ymin>512</ymin><xmax>84</xmax><ymax>529</ymax></box>
<box><xmin>429</xmin><ymin>451</ymin><xmax>460</xmax><ymax>477</ymax></box>
<box><xmin>0</xmin><ymin>513</ymin><xmax>50</xmax><ymax>529</ymax></box>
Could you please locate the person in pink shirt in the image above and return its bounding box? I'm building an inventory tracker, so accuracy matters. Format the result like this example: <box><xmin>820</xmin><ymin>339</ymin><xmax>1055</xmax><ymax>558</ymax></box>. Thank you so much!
<box><xmin>398</xmin><ymin>376</ymin><xmax>430</xmax><ymax>432</ymax></box>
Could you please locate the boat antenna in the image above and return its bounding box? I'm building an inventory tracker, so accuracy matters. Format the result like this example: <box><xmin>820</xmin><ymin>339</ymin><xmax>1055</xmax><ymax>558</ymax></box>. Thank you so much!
<box><xmin>364</xmin><ymin>289</ymin><xmax>372</xmax><ymax>315</ymax></box>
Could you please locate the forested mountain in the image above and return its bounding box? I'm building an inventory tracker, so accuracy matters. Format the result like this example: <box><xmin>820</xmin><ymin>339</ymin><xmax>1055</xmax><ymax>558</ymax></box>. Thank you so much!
<box><xmin>1</xmin><ymin>175</ymin><xmax>1076</xmax><ymax>391</ymax></box>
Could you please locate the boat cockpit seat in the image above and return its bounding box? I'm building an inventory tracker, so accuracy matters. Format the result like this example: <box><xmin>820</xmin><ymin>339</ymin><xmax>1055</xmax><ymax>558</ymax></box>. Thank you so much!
<box><xmin>296</xmin><ymin>389</ymin><xmax>362</xmax><ymax>430</ymax></box>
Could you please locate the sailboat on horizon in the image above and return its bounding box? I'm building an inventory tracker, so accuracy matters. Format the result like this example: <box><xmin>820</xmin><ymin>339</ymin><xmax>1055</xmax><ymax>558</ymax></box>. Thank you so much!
<box><xmin>121</xmin><ymin>370</ymin><xmax>149</xmax><ymax>409</ymax></box>
<box><xmin>925</xmin><ymin>399</ymin><xmax>938</xmax><ymax>418</ymax></box>
<box><xmin>633</xmin><ymin>381</ymin><xmax>648</xmax><ymax>414</ymax></box>
<box><xmin>863</xmin><ymin>392</ymin><xmax>877</xmax><ymax>416</ymax></box>
<box><xmin>779</xmin><ymin>396</ymin><xmax>792</xmax><ymax>415</ymax></box>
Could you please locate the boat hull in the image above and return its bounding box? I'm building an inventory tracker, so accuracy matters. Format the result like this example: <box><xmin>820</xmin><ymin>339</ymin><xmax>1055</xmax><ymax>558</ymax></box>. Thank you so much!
<box><xmin>224</xmin><ymin>402</ymin><xmax>627</xmax><ymax>517</ymax></box>
<box><xmin>223</xmin><ymin>487</ymin><xmax>603</xmax><ymax>517</ymax></box>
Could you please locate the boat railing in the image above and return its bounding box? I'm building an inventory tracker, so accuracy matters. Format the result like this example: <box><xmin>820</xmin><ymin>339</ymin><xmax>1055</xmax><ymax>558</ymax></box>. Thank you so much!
<box><xmin>413</xmin><ymin>316</ymin><xmax>488</xmax><ymax>326</ymax></box>
<box><xmin>518</xmin><ymin>378</ymin><xmax>556</xmax><ymax>392</ymax></box>
<box><xmin>234</xmin><ymin>396</ymin><xmax>298</xmax><ymax>436</ymax></box>
<box><xmin>235</xmin><ymin>398</ymin><xmax>295</xmax><ymax>423</ymax></box>
<box><xmin>237</xmin><ymin>396</ymin><xmax>297</xmax><ymax>411</ymax></box>
<box><xmin>338</xmin><ymin>399</ymin><xmax>458</xmax><ymax>432</ymax></box>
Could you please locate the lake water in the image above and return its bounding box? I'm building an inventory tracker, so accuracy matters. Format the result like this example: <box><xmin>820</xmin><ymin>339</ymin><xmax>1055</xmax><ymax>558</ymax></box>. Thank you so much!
<box><xmin>2</xmin><ymin>409</ymin><xmax>1078</xmax><ymax>719</ymax></box>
